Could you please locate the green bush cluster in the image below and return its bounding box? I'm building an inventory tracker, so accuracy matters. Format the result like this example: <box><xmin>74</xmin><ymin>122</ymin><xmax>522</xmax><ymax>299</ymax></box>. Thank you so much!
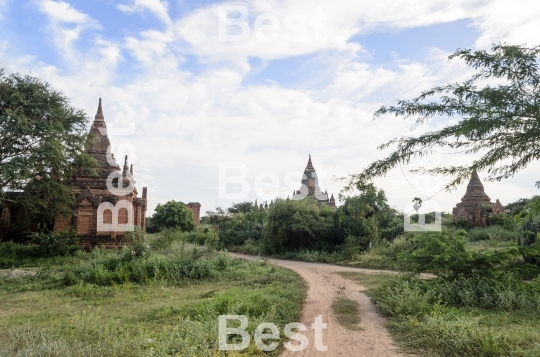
<box><xmin>372</xmin><ymin>274</ymin><xmax>540</xmax><ymax>356</ymax></box>
<box><xmin>28</xmin><ymin>230</ymin><xmax>80</xmax><ymax>257</ymax></box>
<box><xmin>467</xmin><ymin>225</ymin><xmax>518</xmax><ymax>242</ymax></box>
<box><xmin>374</xmin><ymin>274</ymin><xmax>540</xmax><ymax>314</ymax></box>
<box><xmin>63</xmin><ymin>251</ymin><xmax>217</xmax><ymax>285</ymax></box>
<box><xmin>207</xmin><ymin>184</ymin><xmax>402</xmax><ymax>256</ymax></box>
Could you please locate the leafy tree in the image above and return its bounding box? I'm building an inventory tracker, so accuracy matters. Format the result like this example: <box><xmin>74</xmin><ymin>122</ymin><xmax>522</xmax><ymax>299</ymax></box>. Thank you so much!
<box><xmin>401</xmin><ymin>231</ymin><xmax>519</xmax><ymax>278</ymax></box>
<box><xmin>518</xmin><ymin>217</ymin><xmax>540</xmax><ymax>267</ymax></box>
<box><xmin>227</xmin><ymin>201</ymin><xmax>254</xmax><ymax>214</ymax></box>
<box><xmin>151</xmin><ymin>200</ymin><xmax>196</xmax><ymax>232</ymax></box>
<box><xmin>338</xmin><ymin>182</ymin><xmax>401</xmax><ymax>249</ymax></box>
<box><xmin>200</xmin><ymin>206</ymin><xmax>230</xmax><ymax>229</ymax></box>
<box><xmin>219</xmin><ymin>210</ymin><xmax>267</xmax><ymax>247</ymax></box>
<box><xmin>0</xmin><ymin>69</ymin><xmax>96</xmax><ymax>229</ymax></box>
<box><xmin>505</xmin><ymin>197</ymin><xmax>536</xmax><ymax>217</ymax></box>
<box><xmin>350</xmin><ymin>44</ymin><xmax>540</xmax><ymax>190</ymax></box>
<box><xmin>264</xmin><ymin>197</ymin><xmax>333</xmax><ymax>253</ymax></box>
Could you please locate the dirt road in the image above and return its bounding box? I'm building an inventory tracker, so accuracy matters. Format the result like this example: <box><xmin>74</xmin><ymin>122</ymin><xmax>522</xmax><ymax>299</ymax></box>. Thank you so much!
<box><xmin>230</xmin><ymin>254</ymin><xmax>408</xmax><ymax>357</ymax></box>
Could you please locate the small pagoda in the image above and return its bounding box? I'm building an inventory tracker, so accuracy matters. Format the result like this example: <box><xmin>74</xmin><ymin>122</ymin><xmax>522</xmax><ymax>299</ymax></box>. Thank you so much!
<box><xmin>452</xmin><ymin>170</ymin><xmax>504</xmax><ymax>226</ymax></box>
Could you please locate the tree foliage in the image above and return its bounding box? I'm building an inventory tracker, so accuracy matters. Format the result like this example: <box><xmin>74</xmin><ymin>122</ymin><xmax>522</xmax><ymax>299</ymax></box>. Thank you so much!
<box><xmin>264</xmin><ymin>197</ymin><xmax>332</xmax><ymax>252</ymax></box>
<box><xmin>151</xmin><ymin>200</ymin><xmax>196</xmax><ymax>232</ymax></box>
<box><xmin>400</xmin><ymin>231</ymin><xmax>519</xmax><ymax>278</ymax></box>
<box><xmin>0</xmin><ymin>69</ymin><xmax>96</xmax><ymax>228</ymax></box>
<box><xmin>350</xmin><ymin>44</ymin><xmax>540</xmax><ymax>190</ymax></box>
<box><xmin>337</xmin><ymin>183</ymin><xmax>401</xmax><ymax>249</ymax></box>
<box><xmin>227</xmin><ymin>201</ymin><xmax>254</xmax><ymax>214</ymax></box>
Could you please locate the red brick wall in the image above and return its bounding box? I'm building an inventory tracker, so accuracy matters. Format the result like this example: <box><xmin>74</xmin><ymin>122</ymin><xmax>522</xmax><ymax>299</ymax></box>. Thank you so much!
<box><xmin>186</xmin><ymin>202</ymin><xmax>201</xmax><ymax>225</ymax></box>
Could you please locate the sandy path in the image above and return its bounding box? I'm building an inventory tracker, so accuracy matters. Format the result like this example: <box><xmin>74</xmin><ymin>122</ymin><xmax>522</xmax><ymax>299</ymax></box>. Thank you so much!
<box><xmin>230</xmin><ymin>254</ymin><xmax>409</xmax><ymax>357</ymax></box>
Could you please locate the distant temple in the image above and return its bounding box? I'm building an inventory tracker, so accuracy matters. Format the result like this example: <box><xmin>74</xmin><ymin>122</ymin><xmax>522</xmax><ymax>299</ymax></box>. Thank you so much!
<box><xmin>292</xmin><ymin>155</ymin><xmax>336</xmax><ymax>207</ymax></box>
<box><xmin>452</xmin><ymin>170</ymin><xmax>504</xmax><ymax>226</ymax></box>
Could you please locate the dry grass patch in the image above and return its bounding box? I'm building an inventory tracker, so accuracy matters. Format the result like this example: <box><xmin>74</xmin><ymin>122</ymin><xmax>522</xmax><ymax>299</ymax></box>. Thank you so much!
<box><xmin>331</xmin><ymin>297</ymin><xmax>362</xmax><ymax>330</ymax></box>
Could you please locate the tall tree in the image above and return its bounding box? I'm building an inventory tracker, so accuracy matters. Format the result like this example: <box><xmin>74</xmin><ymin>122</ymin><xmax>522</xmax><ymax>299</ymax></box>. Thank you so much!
<box><xmin>151</xmin><ymin>200</ymin><xmax>196</xmax><ymax>231</ymax></box>
<box><xmin>349</xmin><ymin>44</ymin><xmax>540</xmax><ymax>190</ymax></box>
<box><xmin>0</xmin><ymin>69</ymin><xmax>96</xmax><ymax>229</ymax></box>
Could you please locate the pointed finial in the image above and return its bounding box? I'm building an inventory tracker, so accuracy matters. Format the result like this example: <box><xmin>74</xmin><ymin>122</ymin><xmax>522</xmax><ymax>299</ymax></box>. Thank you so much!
<box><xmin>130</xmin><ymin>164</ymin><xmax>133</xmax><ymax>174</ymax></box>
<box><xmin>471</xmin><ymin>169</ymin><xmax>479</xmax><ymax>178</ymax></box>
<box><xmin>95</xmin><ymin>98</ymin><xmax>104</xmax><ymax>122</ymax></box>
<box><xmin>306</xmin><ymin>154</ymin><xmax>315</xmax><ymax>170</ymax></box>
<box><xmin>122</xmin><ymin>155</ymin><xmax>129</xmax><ymax>176</ymax></box>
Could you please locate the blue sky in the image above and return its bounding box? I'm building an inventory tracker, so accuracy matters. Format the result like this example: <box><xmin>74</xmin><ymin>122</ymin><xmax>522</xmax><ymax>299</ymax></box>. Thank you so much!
<box><xmin>1</xmin><ymin>0</ymin><xmax>539</xmax><ymax>215</ymax></box>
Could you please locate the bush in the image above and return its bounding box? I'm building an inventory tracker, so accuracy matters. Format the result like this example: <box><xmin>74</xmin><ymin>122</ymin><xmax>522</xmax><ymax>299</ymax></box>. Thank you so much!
<box><xmin>28</xmin><ymin>230</ymin><xmax>80</xmax><ymax>257</ymax></box>
<box><xmin>373</xmin><ymin>274</ymin><xmax>540</xmax><ymax>314</ymax></box>
<box><xmin>398</xmin><ymin>231</ymin><xmax>519</xmax><ymax>278</ymax></box>
<box><xmin>467</xmin><ymin>225</ymin><xmax>518</xmax><ymax>242</ymax></box>
<box><xmin>64</xmin><ymin>253</ymin><xmax>215</xmax><ymax>285</ymax></box>
<box><xmin>148</xmin><ymin>229</ymin><xmax>183</xmax><ymax>250</ymax></box>
<box><xmin>372</xmin><ymin>276</ymin><xmax>435</xmax><ymax>317</ymax></box>
<box><xmin>519</xmin><ymin>217</ymin><xmax>540</xmax><ymax>266</ymax></box>
<box><xmin>124</xmin><ymin>227</ymin><xmax>148</xmax><ymax>258</ymax></box>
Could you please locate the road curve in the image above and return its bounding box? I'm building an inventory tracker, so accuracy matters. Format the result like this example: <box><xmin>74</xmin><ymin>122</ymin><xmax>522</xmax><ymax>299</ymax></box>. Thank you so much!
<box><xmin>230</xmin><ymin>254</ymin><xmax>409</xmax><ymax>357</ymax></box>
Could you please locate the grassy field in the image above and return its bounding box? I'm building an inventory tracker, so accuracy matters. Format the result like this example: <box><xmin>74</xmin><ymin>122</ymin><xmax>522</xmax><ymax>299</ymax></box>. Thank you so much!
<box><xmin>340</xmin><ymin>271</ymin><xmax>540</xmax><ymax>357</ymax></box>
<box><xmin>0</xmin><ymin>235</ymin><xmax>306</xmax><ymax>357</ymax></box>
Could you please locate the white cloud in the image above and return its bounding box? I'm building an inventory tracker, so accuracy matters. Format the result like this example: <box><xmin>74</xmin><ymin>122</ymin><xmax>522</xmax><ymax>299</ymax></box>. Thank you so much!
<box><xmin>117</xmin><ymin>0</ymin><xmax>172</xmax><ymax>26</ymax></box>
<box><xmin>37</xmin><ymin>0</ymin><xmax>101</xmax><ymax>60</ymax></box>
<box><xmin>473</xmin><ymin>0</ymin><xmax>540</xmax><ymax>48</ymax></box>
<box><xmin>38</xmin><ymin>0</ymin><xmax>97</xmax><ymax>25</ymax></box>
<box><xmin>3</xmin><ymin>0</ymin><xmax>540</xmax><ymax>215</ymax></box>
<box><xmin>175</xmin><ymin>0</ymin><xmax>486</xmax><ymax>64</ymax></box>
<box><xmin>124</xmin><ymin>29</ymin><xmax>177</xmax><ymax>66</ymax></box>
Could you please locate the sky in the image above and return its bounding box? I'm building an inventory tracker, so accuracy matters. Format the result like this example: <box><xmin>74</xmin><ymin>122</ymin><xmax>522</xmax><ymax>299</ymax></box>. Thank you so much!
<box><xmin>1</xmin><ymin>0</ymin><xmax>539</xmax><ymax>216</ymax></box>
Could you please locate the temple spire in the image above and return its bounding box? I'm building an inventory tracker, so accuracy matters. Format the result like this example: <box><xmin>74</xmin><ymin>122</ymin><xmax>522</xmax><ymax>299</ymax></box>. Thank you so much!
<box><xmin>123</xmin><ymin>155</ymin><xmax>129</xmax><ymax>176</ymax></box>
<box><xmin>130</xmin><ymin>164</ymin><xmax>133</xmax><ymax>175</ymax></box>
<box><xmin>305</xmin><ymin>154</ymin><xmax>315</xmax><ymax>171</ymax></box>
<box><xmin>95</xmin><ymin>98</ymin><xmax>104</xmax><ymax>122</ymax></box>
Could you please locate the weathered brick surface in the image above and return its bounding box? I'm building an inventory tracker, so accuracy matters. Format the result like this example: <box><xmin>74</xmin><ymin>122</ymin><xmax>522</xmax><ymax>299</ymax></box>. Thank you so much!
<box><xmin>186</xmin><ymin>202</ymin><xmax>201</xmax><ymax>224</ymax></box>
<box><xmin>452</xmin><ymin>171</ymin><xmax>504</xmax><ymax>226</ymax></box>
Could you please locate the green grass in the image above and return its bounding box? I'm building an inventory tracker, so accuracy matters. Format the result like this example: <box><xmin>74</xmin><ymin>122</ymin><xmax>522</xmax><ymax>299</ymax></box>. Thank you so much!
<box><xmin>0</xmin><ymin>235</ymin><xmax>306</xmax><ymax>357</ymax></box>
<box><xmin>339</xmin><ymin>271</ymin><xmax>540</xmax><ymax>356</ymax></box>
<box><xmin>337</xmin><ymin>271</ymin><xmax>398</xmax><ymax>290</ymax></box>
<box><xmin>371</xmin><ymin>275</ymin><xmax>540</xmax><ymax>356</ymax></box>
<box><xmin>330</xmin><ymin>297</ymin><xmax>362</xmax><ymax>330</ymax></box>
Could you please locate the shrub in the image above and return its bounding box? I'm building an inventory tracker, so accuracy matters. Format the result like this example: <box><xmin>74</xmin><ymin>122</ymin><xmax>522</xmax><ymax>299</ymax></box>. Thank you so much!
<box><xmin>148</xmin><ymin>229</ymin><xmax>183</xmax><ymax>250</ymax></box>
<box><xmin>28</xmin><ymin>230</ymin><xmax>80</xmax><ymax>257</ymax></box>
<box><xmin>64</xmin><ymin>254</ymin><xmax>215</xmax><ymax>285</ymax></box>
<box><xmin>373</xmin><ymin>274</ymin><xmax>540</xmax><ymax>314</ymax></box>
<box><xmin>124</xmin><ymin>227</ymin><xmax>148</xmax><ymax>258</ymax></box>
<box><xmin>184</xmin><ymin>231</ymin><xmax>207</xmax><ymax>245</ymax></box>
<box><xmin>519</xmin><ymin>218</ymin><xmax>540</xmax><ymax>266</ymax></box>
<box><xmin>468</xmin><ymin>226</ymin><xmax>518</xmax><ymax>242</ymax></box>
<box><xmin>398</xmin><ymin>231</ymin><xmax>519</xmax><ymax>278</ymax></box>
<box><xmin>372</xmin><ymin>276</ymin><xmax>435</xmax><ymax>317</ymax></box>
